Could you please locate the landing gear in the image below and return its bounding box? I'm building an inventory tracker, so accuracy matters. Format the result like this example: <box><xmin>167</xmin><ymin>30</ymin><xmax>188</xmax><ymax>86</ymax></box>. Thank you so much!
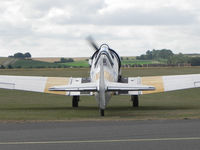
<box><xmin>131</xmin><ymin>95</ymin><xmax>139</xmax><ymax>107</ymax></box>
<box><xmin>100</xmin><ymin>109</ymin><xmax>105</xmax><ymax>116</ymax></box>
<box><xmin>72</xmin><ymin>96</ymin><xmax>80</xmax><ymax>107</ymax></box>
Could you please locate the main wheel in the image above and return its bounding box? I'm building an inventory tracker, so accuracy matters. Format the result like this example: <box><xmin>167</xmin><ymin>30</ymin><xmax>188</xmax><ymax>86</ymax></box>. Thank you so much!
<box><xmin>72</xmin><ymin>96</ymin><xmax>79</xmax><ymax>107</ymax></box>
<box><xmin>131</xmin><ymin>95</ymin><xmax>139</xmax><ymax>107</ymax></box>
<box><xmin>100</xmin><ymin>109</ymin><xmax>104</xmax><ymax>116</ymax></box>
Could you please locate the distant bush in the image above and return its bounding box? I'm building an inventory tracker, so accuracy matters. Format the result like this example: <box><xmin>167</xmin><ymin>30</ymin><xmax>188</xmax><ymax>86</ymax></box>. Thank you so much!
<box><xmin>55</xmin><ymin>58</ymin><xmax>74</xmax><ymax>63</ymax></box>
<box><xmin>15</xmin><ymin>66</ymin><xmax>21</xmax><ymax>68</ymax></box>
<box><xmin>0</xmin><ymin>65</ymin><xmax>5</xmax><ymax>69</ymax></box>
<box><xmin>7</xmin><ymin>65</ymin><xmax>13</xmax><ymax>69</ymax></box>
<box><xmin>35</xmin><ymin>66</ymin><xmax>46</xmax><ymax>68</ymax></box>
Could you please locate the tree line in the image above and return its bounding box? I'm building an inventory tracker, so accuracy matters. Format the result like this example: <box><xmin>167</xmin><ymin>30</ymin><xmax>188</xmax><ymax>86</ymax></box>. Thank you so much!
<box><xmin>136</xmin><ymin>49</ymin><xmax>200</xmax><ymax>66</ymax></box>
<box><xmin>9</xmin><ymin>52</ymin><xmax>31</xmax><ymax>59</ymax></box>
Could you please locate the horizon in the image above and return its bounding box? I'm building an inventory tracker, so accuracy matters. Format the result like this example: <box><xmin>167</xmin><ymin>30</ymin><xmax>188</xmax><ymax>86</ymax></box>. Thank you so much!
<box><xmin>1</xmin><ymin>51</ymin><xmax>200</xmax><ymax>58</ymax></box>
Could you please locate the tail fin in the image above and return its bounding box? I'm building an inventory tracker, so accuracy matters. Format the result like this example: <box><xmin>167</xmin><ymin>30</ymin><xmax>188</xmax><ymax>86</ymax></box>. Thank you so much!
<box><xmin>98</xmin><ymin>57</ymin><xmax>106</xmax><ymax>109</ymax></box>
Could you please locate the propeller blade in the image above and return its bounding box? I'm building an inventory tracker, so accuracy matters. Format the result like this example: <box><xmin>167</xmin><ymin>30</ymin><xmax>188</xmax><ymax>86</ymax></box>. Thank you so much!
<box><xmin>87</xmin><ymin>36</ymin><xmax>99</xmax><ymax>51</ymax></box>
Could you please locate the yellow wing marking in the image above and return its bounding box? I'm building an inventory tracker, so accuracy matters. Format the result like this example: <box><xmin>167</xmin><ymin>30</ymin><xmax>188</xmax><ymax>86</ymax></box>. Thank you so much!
<box><xmin>44</xmin><ymin>77</ymin><xmax>69</xmax><ymax>95</ymax></box>
<box><xmin>142</xmin><ymin>76</ymin><xmax>164</xmax><ymax>94</ymax></box>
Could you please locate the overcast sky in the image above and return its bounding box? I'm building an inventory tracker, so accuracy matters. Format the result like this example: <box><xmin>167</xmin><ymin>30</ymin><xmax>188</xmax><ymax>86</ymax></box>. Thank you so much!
<box><xmin>0</xmin><ymin>0</ymin><xmax>200</xmax><ymax>57</ymax></box>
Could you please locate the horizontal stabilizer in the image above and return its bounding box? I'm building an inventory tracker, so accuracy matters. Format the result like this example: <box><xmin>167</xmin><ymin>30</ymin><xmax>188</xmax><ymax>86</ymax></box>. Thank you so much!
<box><xmin>106</xmin><ymin>81</ymin><xmax>155</xmax><ymax>91</ymax></box>
<box><xmin>49</xmin><ymin>81</ymin><xmax>155</xmax><ymax>92</ymax></box>
<box><xmin>49</xmin><ymin>82</ymin><xmax>97</xmax><ymax>92</ymax></box>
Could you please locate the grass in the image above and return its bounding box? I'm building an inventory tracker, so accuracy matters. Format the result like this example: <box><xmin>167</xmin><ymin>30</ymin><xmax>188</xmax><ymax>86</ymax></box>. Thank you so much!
<box><xmin>12</xmin><ymin>59</ymin><xmax>64</xmax><ymax>68</ymax></box>
<box><xmin>0</xmin><ymin>67</ymin><xmax>200</xmax><ymax>120</ymax></box>
<box><xmin>122</xmin><ymin>60</ymin><xmax>160</xmax><ymax>65</ymax></box>
<box><xmin>0</xmin><ymin>57</ymin><xmax>18</xmax><ymax>66</ymax></box>
<box><xmin>7</xmin><ymin>59</ymin><xmax>90</xmax><ymax>68</ymax></box>
<box><xmin>61</xmin><ymin>61</ymin><xmax>89</xmax><ymax>67</ymax></box>
<box><xmin>0</xmin><ymin>57</ymin><xmax>9</xmax><ymax>65</ymax></box>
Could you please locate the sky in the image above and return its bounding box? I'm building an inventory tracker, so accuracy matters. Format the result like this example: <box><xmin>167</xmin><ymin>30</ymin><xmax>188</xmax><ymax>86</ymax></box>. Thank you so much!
<box><xmin>0</xmin><ymin>0</ymin><xmax>200</xmax><ymax>57</ymax></box>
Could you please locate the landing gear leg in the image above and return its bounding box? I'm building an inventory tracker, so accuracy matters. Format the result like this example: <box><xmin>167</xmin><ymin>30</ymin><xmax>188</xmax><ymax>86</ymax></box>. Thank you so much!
<box><xmin>131</xmin><ymin>95</ymin><xmax>139</xmax><ymax>107</ymax></box>
<box><xmin>72</xmin><ymin>96</ymin><xmax>79</xmax><ymax>107</ymax></box>
<box><xmin>100</xmin><ymin>109</ymin><xmax>105</xmax><ymax>116</ymax></box>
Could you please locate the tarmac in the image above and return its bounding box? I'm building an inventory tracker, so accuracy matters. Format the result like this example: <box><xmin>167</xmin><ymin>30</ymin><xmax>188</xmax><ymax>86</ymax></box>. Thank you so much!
<box><xmin>0</xmin><ymin>119</ymin><xmax>200</xmax><ymax>150</ymax></box>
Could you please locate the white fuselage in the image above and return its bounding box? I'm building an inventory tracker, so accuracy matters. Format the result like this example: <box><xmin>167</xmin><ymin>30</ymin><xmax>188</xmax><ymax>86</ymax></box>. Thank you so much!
<box><xmin>89</xmin><ymin>44</ymin><xmax>120</xmax><ymax>109</ymax></box>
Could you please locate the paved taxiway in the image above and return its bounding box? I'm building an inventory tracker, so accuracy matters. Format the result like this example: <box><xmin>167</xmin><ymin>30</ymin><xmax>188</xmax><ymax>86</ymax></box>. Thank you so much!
<box><xmin>0</xmin><ymin>119</ymin><xmax>200</xmax><ymax>150</ymax></box>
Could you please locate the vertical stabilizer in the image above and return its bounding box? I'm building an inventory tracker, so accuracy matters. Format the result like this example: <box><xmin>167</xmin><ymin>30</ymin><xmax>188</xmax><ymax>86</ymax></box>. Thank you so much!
<box><xmin>98</xmin><ymin>57</ymin><xmax>106</xmax><ymax>110</ymax></box>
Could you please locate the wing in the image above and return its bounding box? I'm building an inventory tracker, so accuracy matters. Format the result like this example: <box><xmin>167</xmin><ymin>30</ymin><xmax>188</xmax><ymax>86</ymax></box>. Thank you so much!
<box><xmin>0</xmin><ymin>75</ymin><xmax>91</xmax><ymax>96</ymax></box>
<box><xmin>125</xmin><ymin>74</ymin><xmax>200</xmax><ymax>95</ymax></box>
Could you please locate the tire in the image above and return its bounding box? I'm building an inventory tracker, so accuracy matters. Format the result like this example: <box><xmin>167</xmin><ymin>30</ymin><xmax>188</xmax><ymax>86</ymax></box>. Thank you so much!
<box><xmin>100</xmin><ymin>109</ymin><xmax>104</xmax><ymax>116</ymax></box>
<box><xmin>72</xmin><ymin>96</ymin><xmax>79</xmax><ymax>107</ymax></box>
<box><xmin>131</xmin><ymin>95</ymin><xmax>139</xmax><ymax>107</ymax></box>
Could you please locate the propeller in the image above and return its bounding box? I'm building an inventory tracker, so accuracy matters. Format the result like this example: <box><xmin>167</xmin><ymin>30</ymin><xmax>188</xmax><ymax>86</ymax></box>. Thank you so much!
<box><xmin>86</xmin><ymin>36</ymin><xmax>99</xmax><ymax>51</ymax></box>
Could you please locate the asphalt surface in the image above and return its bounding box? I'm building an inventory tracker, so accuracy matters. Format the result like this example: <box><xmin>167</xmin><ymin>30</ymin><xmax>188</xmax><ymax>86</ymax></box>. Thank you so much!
<box><xmin>0</xmin><ymin>119</ymin><xmax>200</xmax><ymax>150</ymax></box>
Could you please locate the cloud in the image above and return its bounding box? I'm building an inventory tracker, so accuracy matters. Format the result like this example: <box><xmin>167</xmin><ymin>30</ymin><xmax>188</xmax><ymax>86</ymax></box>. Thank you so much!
<box><xmin>96</xmin><ymin>8</ymin><xmax>197</xmax><ymax>25</ymax></box>
<box><xmin>0</xmin><ymin>0</ymin><xmax>200</xmax><ymax>57</ymax></box>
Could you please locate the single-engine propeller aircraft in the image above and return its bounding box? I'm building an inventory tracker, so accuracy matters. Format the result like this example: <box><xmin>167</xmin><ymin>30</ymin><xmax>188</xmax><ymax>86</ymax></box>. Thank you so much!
<box><xmin>1</xmin><ymin>37</ymin><xmax>200</xmax><ymax>116</ymax></box>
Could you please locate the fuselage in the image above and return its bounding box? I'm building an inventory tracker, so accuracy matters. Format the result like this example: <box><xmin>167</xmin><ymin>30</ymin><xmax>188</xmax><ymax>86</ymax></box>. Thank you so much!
<box><xmin>89</xmin><ymin>44</ymin><xmax>121</xmax><ymax>109</ymax></box>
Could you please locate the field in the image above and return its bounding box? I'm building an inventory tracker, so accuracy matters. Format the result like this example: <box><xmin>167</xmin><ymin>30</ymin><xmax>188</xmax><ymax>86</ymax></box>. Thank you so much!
<box><xmin>0</xmin><ymin>57</ymin><xmax>90</xmax><ymax>68</ymax></box>
<box><xmin>32</xmin><ymin>57</ymin><xmax>89</xmax><ymax>62</ymax></box>
<box><xmin>0</xmin><ymin>67</ymin><xmax>200</xmax><ymax>120</ymax></box>
<box><xmin>12</xmin><ymin>59</ymin><xmax>61</xmax><ymax>68</ymax></box>
<box><xmin>1</xmin><ymin>57</ymin><xmax>166</xmax><ymax>68</ymax></box>
<box><xmin>122</xmin><ymin>60</ymin><xmax>161</xmax><ymax>65</ymax></box>
<box><xmin>61</xmin><ymin>60</ymin><xmax>89</xmax><ymax>67</ymax></box>
<box><xmin>0</xmin><ymin>57</ymin><xmax>9</xmax><ymax>64</ymax></box>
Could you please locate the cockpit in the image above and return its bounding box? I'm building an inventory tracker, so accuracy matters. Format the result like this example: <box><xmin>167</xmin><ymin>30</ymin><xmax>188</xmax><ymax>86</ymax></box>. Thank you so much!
<box><xmin>90</xmin><ymin>44</ymin><xmax>121</xmax><ymax>69</ymax></box>
<box><xmin>94</xmin><ymin>44</ymin><xmax>114</xmax><ymax>67</ymax></box>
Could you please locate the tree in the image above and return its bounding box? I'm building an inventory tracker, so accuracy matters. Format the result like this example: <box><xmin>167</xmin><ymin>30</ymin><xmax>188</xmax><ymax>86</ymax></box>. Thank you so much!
<box><xmin>24</xmin><ymin>52</ymin><xmax>31</xmax><ymax>58</ymax></box>
<box><xmin>189</xmin><ymin>57</ymin><xmax>200</xmax><ymax>66</ymax></box>
<box><xmin>136</xmin><ymin>49</ymin><xmax>174</xmax><ymax>60</ymax></box>
<box><xmin>14</xmin><ymin>53</ymin><xmax>25</xmax><ymax>58</ymax></box>
<box><xmin>159</xmin><ymin>49</ymin><xmax>174</xmax><ymax>59</ymax></box>
<box><xmin>10</xmin><ymin>52</ymin><xmax>32</xmax><ymax>59</ymax></box>
<box><xmin>60</xmin><ymin>58</ymin><xmax>66</xmax><ymax>62</ymax></box>
<box><xmin>68</xmin><ymin>58</ymin><xmax>74</xmax><ymax>62</ymax></box>
<box><xmin>7</xmin><ymin>65</ymin><xmax>13</xmax><ymax>69</ymax></box>
<box><xmin>146</xmin><ymin>50</ymin><xmax>153</xmax><ymax>59</ymax></box>
<box><xmin>167</xmin><ymin>53</ymin><xmax>189</xmax><ymax>65</ymax></box>
<box><xmin>0</xmin><ymin>65</ymin><xmax>5</xmax><ymax>69</ymax></box>
<box><xmin>59</xmin><ymin>58</ymin><xmax>74</xmax><ymax>63</ymax></box>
